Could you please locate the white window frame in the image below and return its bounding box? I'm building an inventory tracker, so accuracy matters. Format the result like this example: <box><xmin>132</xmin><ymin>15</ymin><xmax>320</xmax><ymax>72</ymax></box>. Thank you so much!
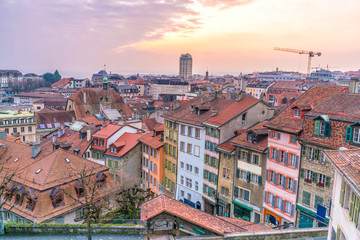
<box><xmin>354</xmin><ymin>128</ymin><xmax>360</xmax><ymax>143</ymax></box>
<box><xmin>293</xmin><ymin>109</ymin><xmax>300</xmax><ymax>118</ymax></box>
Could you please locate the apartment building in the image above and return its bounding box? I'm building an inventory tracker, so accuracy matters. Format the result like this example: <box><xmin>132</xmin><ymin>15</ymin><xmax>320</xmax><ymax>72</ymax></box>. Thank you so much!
<box><xmin>0</xmin><ymin>110</ymin><xmax>36</xmax><ymax>143</ymax></box>
<box><xmin>297</xmin><ymin>93</ymin><xmax>360</xmax><ymax>228</ymax></box>
<box><xmin>263</xmin><ymin>86</ymin><xmax>347</xmax><ymax>228</ymax></box>
<box><xmin>325</xmin><ymin>149</ymin><xmax>360</xmax><ymax>240</ymax></box>
<box><xmin>139</xmin><ymin>127</ymin><xmax>164</xmax><ymax>195</ymax></box>
<box><xmin>179</xmin><ymin>53</ymin><xmax>192</xmax><ymax>80</ymax></box>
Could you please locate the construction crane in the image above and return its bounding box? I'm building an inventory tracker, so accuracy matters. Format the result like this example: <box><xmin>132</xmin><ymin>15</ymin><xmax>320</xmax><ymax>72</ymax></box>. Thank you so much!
<box><xmin>274</xmin><ymin>47</ymin><xmax>321</xmax><ymax>75</ymax></box>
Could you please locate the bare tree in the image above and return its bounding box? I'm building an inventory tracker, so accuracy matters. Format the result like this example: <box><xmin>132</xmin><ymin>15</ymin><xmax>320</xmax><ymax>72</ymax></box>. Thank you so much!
<box><xmin>63</xmin><ymin>164</ymin><xmax>112</xmax><ymax>240</ymax></box>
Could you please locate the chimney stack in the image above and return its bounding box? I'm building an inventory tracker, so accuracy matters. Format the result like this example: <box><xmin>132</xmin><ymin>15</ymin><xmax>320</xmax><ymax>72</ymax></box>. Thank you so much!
<box><xmin>348</xmin><ymin>77</ymin><xmax>359</xmax><ymax>94</ymax></box>
<box><xmin>87</xmin><ymin>129</ymin><xmax>91</xmax><ymax>142</ymax></box>
<box><xmin>83</xmin><ymin>90</ymin><xmax>87</xmax><ymax>104</ymax></box>
<box><xmin>260</xmin><ymin>92</ymin><xmax>266</xmax><ymax>102</ymax></box>
<box><xmin>236</xmin><ymin>92</ymin><xmax>243</xmax><ymax>102</ymax></box>
<box><xmin>32</xmin><ymin>143</ymin><xmax>41</xmax><ymax>159</ymax></box>
<box><xmin>172</xmin><ymin>100</ymin><xmax>181</xmax><ymax>110</ymax></box>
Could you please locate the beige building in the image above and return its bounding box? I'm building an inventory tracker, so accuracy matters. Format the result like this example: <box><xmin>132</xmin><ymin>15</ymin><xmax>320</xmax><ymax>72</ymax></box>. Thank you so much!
<box><xmin>179</xmin><ymin>53</ymin><xmax>192</xmax><ymax>80</ymax></box>
<box><xmin>0</xmin><ymin>110</ymin><xmax>36</xmax><ymax>143</ymax></box>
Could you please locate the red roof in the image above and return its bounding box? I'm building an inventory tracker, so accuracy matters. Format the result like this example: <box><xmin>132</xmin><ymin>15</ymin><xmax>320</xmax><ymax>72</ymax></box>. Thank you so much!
<box><xmin>141</xmin><ymin>195</ymin><xmax>271</xmax><ymax>236</ymax></box>
<box><xmin>138</xmin><ymin>132</ymin><xmax>163</xmax><ymax>149</ymax></box>
<box><xmin>230</xmin><ymin>121</ymin><xmax>268</xmax><ymax>152</ymax></box>
<box><xmin>78</xmin><ymin>115</ymin><xmax>104</xmax><ymax>127</ymax></box>
<box><xmin>203</xmin><ymin>97</ymin><xmax>259</xmax><ymax>127</ymax></box>
<box><xmin>217</xmin><ymin>139</ymin><xmax>235</xmax><ymax>153</ymax></box>
<box><xmin>92</xmin><ymin>124</ymin><xmax>122</xmax><ymax>139</ymax></box>
<box><xmin>51</xmin><ymin>78</ymin><xmax>70</xmax><ymax>88</ymax></box>
<box><xmin>265</xmin><ymin>86</ymin><xmax>348</xmax><ymax>134</ymax></box>
<box><xmin>105</xmin><ymin>132</ymin><xmax>142</xmax><ymax>157</ymax></box>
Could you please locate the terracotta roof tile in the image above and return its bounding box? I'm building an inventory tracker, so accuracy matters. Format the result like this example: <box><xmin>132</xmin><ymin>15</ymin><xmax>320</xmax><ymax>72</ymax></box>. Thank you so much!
<box><xmin>92</xmin><ymin>124</ymin><xmax>122</xmax><ymax>138</ymax></box>
<box><xmin>265</xmin><ymin>86</ymin><xmax>348</xmax><ymax>134</ymax></box>
<box><xmin>143</xmin><ymin>118</ymin><xmax>158</xmax><ymax>131</ymax></box>
<box><xmin>138</xmin><ymin>132</ymin><xmax>164</xmax><ymax>149</ymax></box>
<box><xmin>105</xmin><ymin>132</ymin><xmax>142</xmax><ymax>157</ymax></box>
<box><xmin>51</xmin><ymin>78</ymin><xmax>71</xmax><ymax>88</ymax></box>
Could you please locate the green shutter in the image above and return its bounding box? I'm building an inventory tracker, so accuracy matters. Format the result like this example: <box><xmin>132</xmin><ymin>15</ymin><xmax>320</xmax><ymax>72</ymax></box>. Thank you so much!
<box><xmin>203</xmin><ymin>184</ymin><xmax>206</xmax><ymax>193</ymax></box>
<box><xmin>314</xmin><ymin>149</ymin><xmax>319</xmax><ymax>160</ymax></box>
<box><xmin>354</xmin><ymin>196</ymin><xmax>360</xmax><ymax>227</ymax></box>
<box><xmin>324</xmin><ymin>122</ymin><xmax>331</xmax><ymax>137</ymax></box>
<box><xmin>215</xmin><ymin>158</ymin><xmax>219</xmax><ymax>169</ymax></box>
<box><xmin>246</xmin><ymin>172</ymin><xmax>251</xmax><ymax>182</ymax></box>
<box><xmin>325</xmin><ymin>176</ymin><xmax>331</xmax><ymax>188</ymax></box>
<box><xmin>301</xmin><ymin>145</ymin><xmax>307</xmax><ymax>157</ymax></box>
<box><xmin>258</xmin><ymin>176</ymin><xmax>262</xmax><ymax>186</ymax></box>
<box><xmin>215</xmin><ymin>175</ymin><xmax>218</xmax><ymax>184</ymax></box>
<box><xmin>345</xmin><ymin>126</ymin><xmax>352</xmax><ymax>142</ymax></box>
<box><xmin>108</xmin><ymin>159</ymin><xmax>112</xmax><ymax>167</ymax></box>
<box><xmin>340</xmin><ymin>179</ymin><xmax>346</xmax><ymax>207</ymax></box>
<box><xmin>336</xmin><ymin>226</ymin><xmax>340</xmax><ymax>240</ymax></box>
<box><xmin>349</xmin><ymin>192</ymin><xmax>356</xmax><ymax>221</ymax></box>
<box><xmin>314</xmin><ymin>121</ymin><xmax>320</xmax><ymax>135</ymax></box>
<box><xmin>208</xmin><ymin>172</ymin><xmax>211</xmax><ymax>182</ymax></box>
<box><xmin>203</xmin><ymin>170</ymin><xmax>206</xmax><ymax>179</ymax></box>
<box><xmin>114</xmin><ymin>160</ymin><xmax>118</xmax><ymax>169</ymax></box>
<box><xmin>311</xmin><ymin>172</ymin><xmax>317</xmax><ymax>182</ymax></box>
<box><xmin>300</xmin><ymin>168</ymin><xmax>304</xmax><ymax>178</ymax></box>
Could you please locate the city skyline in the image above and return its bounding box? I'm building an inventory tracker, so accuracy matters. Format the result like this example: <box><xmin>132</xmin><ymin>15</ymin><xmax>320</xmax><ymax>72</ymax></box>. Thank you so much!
<box><xmin>1</xmin><ymin>0</ymin><xmax>360</xmax><ymax>78</ymax></box>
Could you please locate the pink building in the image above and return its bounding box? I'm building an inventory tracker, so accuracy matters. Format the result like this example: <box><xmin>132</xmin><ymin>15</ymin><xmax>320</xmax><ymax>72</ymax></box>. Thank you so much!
<box><xmin>263</xmin><ymin>86</ymin><xmax>348</xmax><ymax>228</ymax></box>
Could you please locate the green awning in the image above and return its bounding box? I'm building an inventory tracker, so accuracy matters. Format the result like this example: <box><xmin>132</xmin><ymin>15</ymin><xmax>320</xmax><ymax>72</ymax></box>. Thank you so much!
<box><xmin>312</xmin><ymin>115</ymin><xmax>329</xmax><ymax>122</ymax></box>
<box><xmin>232</xmin><ymin>200</ymin><xmax>253</xmax><ymax>211</ymax></box>
<box><xmin>296</xmin><ymin>204</ymin><xmax>329</xmax><ymax>223</ymax></box>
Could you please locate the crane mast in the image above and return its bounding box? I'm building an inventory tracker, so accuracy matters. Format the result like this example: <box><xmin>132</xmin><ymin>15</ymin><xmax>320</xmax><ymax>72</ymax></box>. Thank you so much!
<box><xmin>274</xmin><ymin>47</ymin><xmax>321</xmax><ymax>75</ymax></box>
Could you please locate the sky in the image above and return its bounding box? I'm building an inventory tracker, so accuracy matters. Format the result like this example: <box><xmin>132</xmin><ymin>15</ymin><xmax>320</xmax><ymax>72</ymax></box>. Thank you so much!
<box><xmin>1</xmin><ymin>0</ymin><xmax>360</xmax><ymax>78</ymax></box>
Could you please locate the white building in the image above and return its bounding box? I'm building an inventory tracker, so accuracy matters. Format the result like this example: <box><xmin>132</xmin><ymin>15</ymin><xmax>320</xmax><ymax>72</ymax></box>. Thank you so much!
<box><xmin>325</xmin><ymin>149</ymin><xmax>360</xmax><ymax>240</ymax></box>
<box><xmin>176</xmin><ymin>122</ymin><xmax>204</xmax><ymax>210</ymax></box>
<box><xmin>179</xmin><ymin>53</ymin><xmax>192</xmax><ymax>80</ymax></box>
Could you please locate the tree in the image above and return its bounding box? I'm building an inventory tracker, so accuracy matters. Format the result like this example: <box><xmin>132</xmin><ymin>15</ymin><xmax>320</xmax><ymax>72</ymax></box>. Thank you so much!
<box><xmin>116</xmin><ymin>185</ymin><xmax>154</xmax><ymax>220</ymax></box>
<box><xmin>53</xmin><ymin>70</ymin><xmax>61</xmax><ymax>83</ymax></box>
<box><xmin>0</xmin><ymin>165</ymin><xmax>19</xmax><ymax>235</ymax></box>
<box><xmin>43</xmin><ymin>72</ymin><xmax>54</xmax><ymax>85</ymax></box>
<box><xmin>202</xmin><ymin>87</ymin><xmax>208</xmax><ymax>92</ymax></box>
<box><xmin>63</xmin><ymin>165</ymin><xmax>113</xmax><ymax>240</ymax></box>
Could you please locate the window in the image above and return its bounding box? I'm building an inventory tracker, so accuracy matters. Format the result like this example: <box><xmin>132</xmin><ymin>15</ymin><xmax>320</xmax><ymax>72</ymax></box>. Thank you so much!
<box><xmin>287</xmin><ymin>178</ymin><xmax>294</xmax><ymax>191</ymax></box>
<box><xmin>277</xmin><ymin>197</ymin><xmax>282</xmax><ymax>210</ymax></box>
<box><xmin>239</xmin><ymin>188</ymin><xmax>250</xmax><ymax>201</ymax></box>
<box><xmin>221</xmin><ymin>187</ymin><xmax>229</xmax><ymax>197</ymax></box>
<box><xmin>241</xmin><ymin>151</ymin><xmax>248</xmax><ymax>161</ymax></box>
<box><xmin>290</xmin><ymin>135</ymin><xmax>297</xmax><ymax>144</ymax></box>
<box><xmin>186</xmin><ymin>164</ymin><xmax>192</xmax><ymax>172</ymax></box>
<box><xmin>181</xmin><ymin>125</ymin><xmax>185</xmax><ymax>135</ymax></box>
<box><xmin>253</xmin><ymin>154</ymin><xmax>259</xmax><ymax>165</ymax></box>
<box><xmin>180</xmin><ymin>190</ymin><xmax>184</xmax><ymax>197</ymax></box>
<box><xmin>305</xmin><ymin>170</ymin><xmax>312</xmax><ymax>182</ymax></box>
<box><xmin>181</xmin><ymin>176</ymin><xmax>184</xmax><ymax>185</ymax></box>
<box><xmin>278</xmin><ymin>173</ymin><xmax>284</xmax><ymax>187</ymax></box>
<box><xmin>289</xmin><ymin>153</ymin><xmax>296</xmax><ymax>167</ymax></box>
<box><xmin>180</xmin><ymin>161</ymin><xmax>184</xmax><ymax>169</ymax></box>
<box><xmin>319</xmin><ymin>152</ymin><xmax>327</xmax><ymax>165</ymax></box>
<box><xmin>320</xmin><ymin>121</ymin><xmax>325</xmax><ymax>136</ymax></box>
<box><xmin>293</xmin><ymin>109</ymin><xmax>300</xmax><ymax>118</ymax></box>
<box><xmin>317</xmin><ymin>174</ymin><xmax>325</xmax><ymax>187</ymax></box>
<box><xmin>308</xmin><ymin>147</ymin><xmax>314</xmax><ymax>160</ymax></box>
<box><xmin>241</xmin><ymin>113</ymin><xmax>246</xmax><ymax>125</ymax></box>
<box><xmin>172</xmin><ymin>163</ymin><xmax>176</xmax><ymax>173</ymax></box>
<box><xmin>180</xmin><ymin>142</ymin><xmax>185</xmax><ymax>152</ymax></box>
<box><xmin>195</xmin><ymin>181</ymin><xmax>198</xmax><ymax>191</ymax></box>
<box><xmin>194</xmin><ymin>145</ymin><xmax>200</xmax><ymax>157</ymax></box>
<box><xmin>187</xmin><ymin>143</ymin><xmax>192</xmax><ymax>154</ymax></box>
<box><xmin>187</xmin><ymin>193</ymin><xmax>191</xmax><ymax>200</ymax></box>
<box><xmin>240</xmin><ymin>170</ymin><xmax>247</xmax><ymax>181</ymax></box>
<box><xmin>28</xmin><ymin>126</ymin><xmax>32</xmax><ymax>132</ymax></box>
<box><xmin>13</xmin><ymin>128</ymin><xmax>17</xmax><ymax>133</ymax></box>
<box><xmin>279</xmin><ymin>150</ymin><xmax>287</xmax><ymax>164</ymax></box>
<box><xmin>188</xmin><ymin>126</ymin><xmax>192</xmax><ymax>137</ymax></box>
<box><xmin>194</xmin><ymin>167</ymin><xmax>199</xmax><ymax>175</ymax></box>
<box><xmin>99</xmin><ymin>140</ymin><xmax>104</xmax><ymax>147</ymax></box>
<box><xmin>205</xmin><ymin>155</ymin><xmax>211</xmax><ymax>165</ymax></box>
<box><xmin>195</xmin><ymin>128</ymin><xmax>200</xmax><ymax>139</ymax></box>
<box><xmin>314</xmin><ymin>195</ymin><xmax>324</xmax><ymax>209</ymax></box>
<box><xmin>252</xmin><ymin>174</ymin><xmax>258</xmax><ymax>184</ymax></box>
<box><xmin>222</xmin><ymin>167</ymin><xmax>230</xmax><ymax>179</ymax></box>
<box><xmin>354</xmin><ymin>128</ymin><xmax>360</xmax><ymax>143</ymax></box>
<box><xmin>302</xmin><ymin>191</ymin><xmax>311</xmax><ymax>206</ymax></box>
<box><xmin>285</xmin><ymin>201</ymin><xmax>291</xmax><ymax>214</ymax></box>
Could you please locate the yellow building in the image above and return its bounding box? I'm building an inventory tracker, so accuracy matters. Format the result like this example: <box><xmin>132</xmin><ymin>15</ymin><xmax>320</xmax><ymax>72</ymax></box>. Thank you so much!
<box><xmin>162</xmin><ymin>119</ymin><xmax>178</xmax><ymax>197</ymax></box>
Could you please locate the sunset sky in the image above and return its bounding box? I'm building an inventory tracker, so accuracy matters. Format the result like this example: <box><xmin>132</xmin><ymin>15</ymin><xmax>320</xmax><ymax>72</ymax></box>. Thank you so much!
<box><xmin>1</xmin><ymin>0</ymin><xmax>360</xmax><ymax>78</ymax></box>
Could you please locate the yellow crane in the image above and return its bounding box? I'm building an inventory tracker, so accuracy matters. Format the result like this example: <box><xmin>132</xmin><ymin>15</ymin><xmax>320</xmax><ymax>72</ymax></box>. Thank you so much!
<box><xmin>274</xmin><ymin>47</ymin><xmax>321</xmax><ymax>75</ymax></box>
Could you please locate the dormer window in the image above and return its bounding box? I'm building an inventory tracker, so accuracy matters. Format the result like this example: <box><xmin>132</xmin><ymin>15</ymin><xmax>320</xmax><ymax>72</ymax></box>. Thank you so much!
<box><xmin>50</xmin><ymin>187</ymin><xmax>64</xmax><ymax>209</ymax></box>
<box><xmin>293</xmin><ymin>109</ymin><xmax>300</xmax><ymax>118</ymax></box>
<box><xmin>93</xmin><ymin>139</ymin><xmax>98</xmax><ymax>146</ymax></box>
<box><xmin>75</xmin><ymin>180</ymin><xmax>85</xmax><ymax>198</ymax></box>
<box><xmin>345</xmin><ymin>122</ymin><xmax>360</xmax><ymax>144</ymax></box>
<box><xmin>26</xmin><ymin>189</ymin><xmax>37</xmax><ymax>212</ymax></box>
<box><xmin>353</xmin><ymin>128</ymin><xmax>360</xmax><ymax>143</ymax></box>
<box><xmin>313</xmin><ymin>115</ymin><xmax>330</xmax><ymax>137</ymax></box>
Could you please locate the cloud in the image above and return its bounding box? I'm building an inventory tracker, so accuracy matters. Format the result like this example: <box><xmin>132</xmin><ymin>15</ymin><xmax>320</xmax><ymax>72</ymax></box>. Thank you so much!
<box><xmin>199</xmin><ymin>0</ymin><xmax>253</xmax><ymax>10</ymax></box>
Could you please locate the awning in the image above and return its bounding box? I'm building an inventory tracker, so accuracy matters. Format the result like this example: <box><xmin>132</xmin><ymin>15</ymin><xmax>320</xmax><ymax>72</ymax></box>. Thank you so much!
<box><xmin>296</xmin><ymin>204</ymin><xmax>329</xmax><ymax>223</ymax></box>
<box><xmin>232</xmin><ymin>200</ymin><xmax>252</xmax><ymax>211</ymax></box>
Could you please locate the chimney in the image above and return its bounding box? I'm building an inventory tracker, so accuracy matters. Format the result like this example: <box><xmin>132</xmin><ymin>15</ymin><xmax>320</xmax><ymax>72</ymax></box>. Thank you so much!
<box><xmin>87</xmin><ymin>129</ymin><xmax>91</xmax><ymax>142</ymax></box>
<box><xmin>0</xmin><ymin>131</ymin><xmax>7</xmax><ymax>140</ymax></box>
<box><xmin>348</xmin><ymin>77</ymin><xmax>359</xmax><ymax>94</ymax></box>
<box><xmin>211</xmin><ymin>110</ymin><xmax>218</xmax><ymax>117</ymax></box>
<box><xmin>172</xmin><ymin>100</ymin><xmax>181</xmax><ymax>110</ymax></box>
<box><xmin>153</xmin><ymin>129</ymin><xmax>156</xmax><ymax>137</ymax></box>
<box><xmin>83</xmin><ymin>90</ymin><xmax>87</xmax><ymax>104</ymax></box>
<box><xmin>236</xmin><ymin>92</ymin><xmax>243</xmax><ymax>102</ymax></box>
<box><xmin>260</xmin><ymin>92</ymin><xmax>266</xmax><ymax>102</ymax></box>
<box><xmin>32</xmin><ymin>143</ymin><xmax>41</xmax><ymax>159</ymax></box>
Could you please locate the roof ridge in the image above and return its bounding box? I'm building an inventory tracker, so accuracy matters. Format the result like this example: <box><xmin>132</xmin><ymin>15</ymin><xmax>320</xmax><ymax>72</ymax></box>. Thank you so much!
<box><xmin>42</xmin><ymin>149</ymin><xmax>63</xmax><ymax>187</ymax></box>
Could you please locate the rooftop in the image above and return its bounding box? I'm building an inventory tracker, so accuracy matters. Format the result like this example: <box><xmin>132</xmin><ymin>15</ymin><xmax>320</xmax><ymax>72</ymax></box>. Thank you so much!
<box><xmin>105</xmin><ymin>132</ymin><xmax>143</xmax><ymax>157</ymax></box>
<box><xmin>92</xmin><ymin>124</ymin><xmax>122</xmax><ymax>138</ymax></box>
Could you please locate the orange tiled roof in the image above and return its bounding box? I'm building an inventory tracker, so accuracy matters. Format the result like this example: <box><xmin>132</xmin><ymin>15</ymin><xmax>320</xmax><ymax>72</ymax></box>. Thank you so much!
<box><xmin>265</xmin><ymin>86</ymin><xmax>348</xmax><ymax>134</ymax></box>
<box><xmin>78</xmin><ymin>115</ymin><xmax>104</xmax><ymax>127</ymax></box>
<box><xmin>325</xmin><ymin>149</ymin><xmax>360</xmax><ymax>191</ymax></box>
<box><xmin>138</xmin><ymin>132</ymin><xmax>163</xmax><ymax>149</ymax></box>
<box><xmin>105</xmin><ymin>132</ymin><xmax>142</xmax><ymax>157</ymax></box>
<box><xmin>51</xmin><ymin>78</ymin><xmax>70</xmax><ymax>88</ymax></box>
<box><xmin>92</xmin><ymin>124</ymin><xmax>122</xmax><ymax>138</ymax></box>
<box><xmin>142</xmin><ymin>118</ymin><xmax>158</xmax><ymax>131</ymax></box>
<box><xmin>141</xmin><ymin>195</ymin><xmax>270</xmax><ymax>236</ymax></box>
<box><xmin>230</xmin><ymin>121</ymin><xmax>268</xmax><ymax>152</ymax></box>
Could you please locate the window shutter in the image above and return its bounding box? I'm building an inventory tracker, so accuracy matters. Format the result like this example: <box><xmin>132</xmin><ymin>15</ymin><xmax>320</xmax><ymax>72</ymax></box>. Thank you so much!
<box><xmin>208</xmin><ymin>172</ymin><xmax>212</xmax><ymax>182</ymax></box>
<box><xmin>234</xmin><ymin>187</ymin><xmax>239</xmax><ymax>198</ymax></box>
<box><xmin>236</xmin><ymin>169</ymin><xmax>240</xmax><ymax>178</ymax></box>
<box><xmin>311</xmin><ymin>172</ymin><xmax>317</xmax><ymax>183</ymax></box>
<box><xmin>203</xmin><ymin>184</ymin><xmax>206</xmax><ymax>193</ymax></box>
<box><xmin>293</xmin><ymin>180</ymin><xmax>297</xmax><ymax>194</ymax></box>
<box><xmin>258</xmin><ymin>176</ymin><xmax>262</xmax><ymax>186</ymax></box>
<box><xmin>324</xmin><ymin>122</ymin><xmax>331</xmax><ymax>137</ymax></box>
<box><xmin>295</xmin><ymin>155</ymin><xmax>299</xmax><ymax>169</ymax></box>
<box><xmin>215</xmin><ymin>175</ymin><xmax>218</xmax><ymax>184</ymax></box>
<box><xmin>345</xmin><ymin>126</ymin><xmax>352</xmax><ymax>142</ymax></box>
<box><xmin>349</xmin><ymin>192</ymin><xmax>356</xmax><ymax>221</ymax></box>
<box><xmin>264</xmin><ymin>191</ymin><xmax>268</xmax><ymax>203</ymax></box>
<box><xmin>283</xmin><ymin>176</ymin><xmax>287</xmax><ymax>189</ymax></box>
<box><xmin>314</xmin><ymin>149</ymin><xmax>319</xmax><ymax>160</ymax></box>
<box><xmin>266</xmin><ymin>169</ymin><xmax>269</xmax><ymax>181</ymax></box>
<box><xmin>340</xmin><ymin>179</ymin><xmax>345</xmax><ymax>207</ymax></box>
<box><xmin>301</xmin><ymin>145</ymin><xmax>306</xmax><ymax>157</ymax></box>
<box><xmin>278</xmin><ymin>132</ymin><xmax>281</xmax><ymax>140</ymax></box>
<box><xmin>325</xmin><ymin>176</ymin><xmax>331</xmax><ymax>188</ymax></box>
<box><xmin>300</xmin><ymin>168</ymin><xmax>304</xmax><ymax>178</ymax></box>
<box><xmin>290</xmin><ymin>204</ymin><xmax>295</xmax><ymax>217</ymax></box>
<box><xmin>275</xmin><ymin>149</ymin><xmax>279</xmax><ymax>162</ymax></box>
<box><xmin>284</xmin><ymin>152</ymin><xmax>288</xmax><ymax>166</ymax></box>
<box><xmin>267</xmin><ymin>147</ymin><xmax>270</xmax><ymax>159</ymax></box>
<box><xmin>354</xmin><ymin>197</ymin><xmax>360</xmax><ymax>227</ymax></box>
<box><xmin>281</xmin><ymin>199</ymin><xmax>285</xmax><ymax>212</ymax></box>
<box><xmin>272</xmin><ymin>195</ymin><xmax>276</xmax><ymax>208</ymax></box>
<box><xmin>246</xmin><ymin>172</ymin><xmax>251</xmax><ymax>182</ymax></box>
<box><xmin>274</xmin><ymin>172</ymin><xmax>278</xmax><ymax>185</ymax></box>
<box><xmin>247</xmin><ymin>152</ymin><xmax>251</xmax><ymax>163</ymax></box>
<box><xmin>314</xmin><ymin>121</ymin><xmax>320</xmax><ymax>135</ymax></box>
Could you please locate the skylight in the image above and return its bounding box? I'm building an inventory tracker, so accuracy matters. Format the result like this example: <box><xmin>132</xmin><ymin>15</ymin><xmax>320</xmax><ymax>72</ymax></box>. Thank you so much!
<box><xmin>65</xmin><ymin>158</ymin><xmax>70</xmax><ymax>163</ymax></box>
<box><xmin>35</xmin><ymin>169</ymin><xmax>42</xmax><ymax>174</ymax></box>
<box><xmin>14</xmin><ymin>158</ymin><xmax>19</xmax><ymax>162</ymax></box>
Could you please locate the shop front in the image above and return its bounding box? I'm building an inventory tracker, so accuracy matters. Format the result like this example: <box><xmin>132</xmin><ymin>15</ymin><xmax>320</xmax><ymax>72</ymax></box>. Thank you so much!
<box><xmin>217</xmin><ymin>198</ymin><xmax>230</xmax><ymax>217</ymax></box>
<box><xmin>263</xmin><ymin>208</ymin><xmax>281</xmax><ymax>228</ymax></box>
<box><xmin>232</xmin><ymin>200</ymin><xmax>252</xmax><ymax>221</ymax></box>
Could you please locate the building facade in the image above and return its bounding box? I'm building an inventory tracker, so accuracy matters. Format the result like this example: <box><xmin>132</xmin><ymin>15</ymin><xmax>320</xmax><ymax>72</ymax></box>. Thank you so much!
<box><xmin>0</xmin><ymin>110</ymin><xmax>36</xmax><ymax>143</ymax></box>
<box><xmin>179</xmin><ymin>53</ymin><xmax>192</xmax><ymax>81</ymax></box>
<box><xmin>163</xmin><ymin>119</ymin><xmax>178</xmax><ymax>197</ymax></box>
